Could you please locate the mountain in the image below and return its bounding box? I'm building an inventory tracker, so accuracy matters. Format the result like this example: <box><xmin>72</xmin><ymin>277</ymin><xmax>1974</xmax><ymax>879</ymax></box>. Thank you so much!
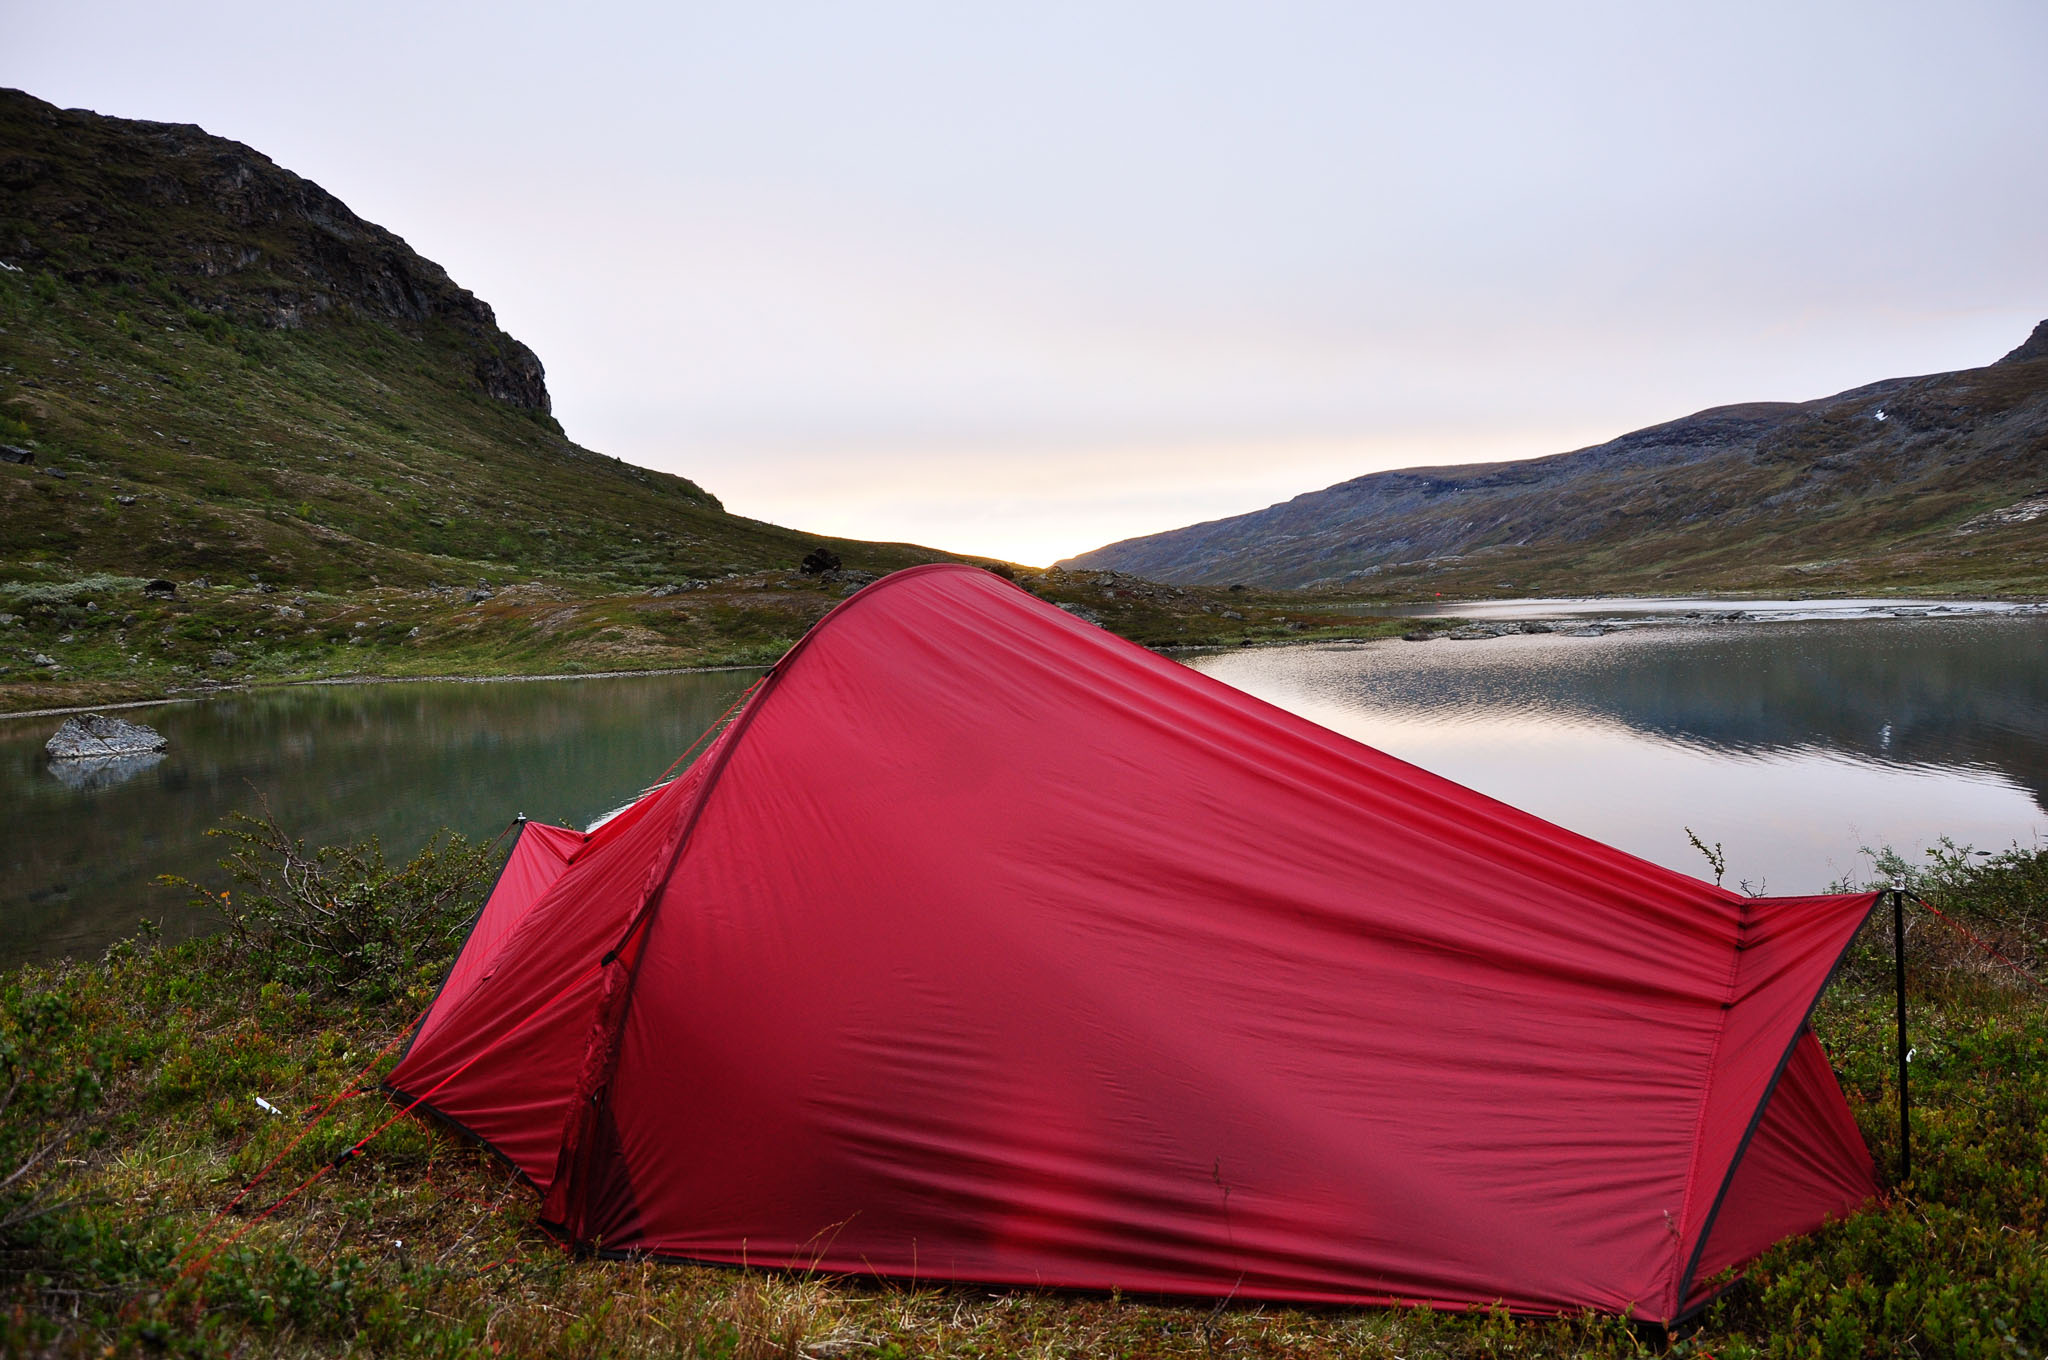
<box><xmin>0</xmin><ymin>88</ymin><xmax>1344</xmax><ymax>710</ymax></box>
<box><xmin>0</xmin><ymin>89</ymin><xmax>990</xmax><ymax>708</ymax></box>
<box><xmin>0</xmin><ymin>85</ymin><xmax>963</xmax><ymax>592</ymax></box>
<box><xmin>1066</xmin><ymin>325</ymin><xmax>2048</xmax><ymax>595</ymax></box>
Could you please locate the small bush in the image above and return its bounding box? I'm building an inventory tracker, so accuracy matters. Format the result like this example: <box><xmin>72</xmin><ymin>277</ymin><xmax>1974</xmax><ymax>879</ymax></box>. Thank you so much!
<box><xmin>169</xmin><ymin>809</ymin><xmax>497</xmax><ymax>1000</ymax></box>
<box><xmin>1833</xmin><ymin>838</ymin><xmax>2048</xmax><ymax>990</ymax></box>
<box><xmin>0</xmin><ymin>975</ymin><xmax>113</xmax><ymax>1245</ymax></box>
<box><xmin>3</xmin><ymin>572</ymin><xmax>145</xmax><ymax>607</ymax></box>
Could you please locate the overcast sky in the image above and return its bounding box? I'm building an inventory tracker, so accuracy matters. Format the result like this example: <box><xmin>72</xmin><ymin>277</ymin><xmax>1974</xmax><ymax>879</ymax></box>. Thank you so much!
<box><xmin>10</xmin><ymin>2</ymin><xmax>2047</xmax><ymax>565</ymax></box>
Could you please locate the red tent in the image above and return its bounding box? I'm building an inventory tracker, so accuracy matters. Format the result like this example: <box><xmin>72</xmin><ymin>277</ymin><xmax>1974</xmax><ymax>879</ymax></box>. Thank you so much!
<box><xmin>387</xmin><ymin>563</ymin><xmax>1878</xmax><ymax>1322</ymax></box>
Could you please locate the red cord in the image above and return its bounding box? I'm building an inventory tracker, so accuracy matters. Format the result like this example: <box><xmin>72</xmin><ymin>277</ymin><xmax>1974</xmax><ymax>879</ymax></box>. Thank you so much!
<box><xmin>1913</xmin><ymin>894</ymin><xmax>2046</xmax><ymax>994</ymax></box>
<box><xmin>647</xmin><ymin>675</ymin><xmax>765</xmax><ymax>789</ymax></box>
<box><xmin>166</xmin><ymin>1008</ymin><xmax>424</xmax><ymax>1277</ymax></box>
<box><xmin>172</xmin><ymin>953</ymin><xmax>607</xmax><ymax>1296</ymax></box>
<box><xmin>168</xmin><ymin>815</ymin><xmax>528</xmax><ymax>1280</ymax></box>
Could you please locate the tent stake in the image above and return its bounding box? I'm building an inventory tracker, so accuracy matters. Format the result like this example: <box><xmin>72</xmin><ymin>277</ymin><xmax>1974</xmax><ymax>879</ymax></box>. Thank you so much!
<box><xmin>1893</xmin><ymin>888</ymin><xmax>1910</xmax><ymax>1185</ymax></box>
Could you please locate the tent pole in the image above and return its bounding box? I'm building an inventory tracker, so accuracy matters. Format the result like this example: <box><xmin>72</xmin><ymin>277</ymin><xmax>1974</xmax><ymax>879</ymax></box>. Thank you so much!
<box><xmin>1893</xmin><ymin>888</ymin><xmax>1910</xmax><ymax>1186</ymax></box>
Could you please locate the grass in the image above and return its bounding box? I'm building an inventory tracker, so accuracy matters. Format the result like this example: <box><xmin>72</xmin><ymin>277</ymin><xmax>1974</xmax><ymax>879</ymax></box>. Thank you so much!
<box><xmin>2</xmin><ymin>825</ymin><xmax>2042</xmax><ymax>1358</ymax></box>
<box><xmin>0</xmin><ymin>563</ymin><xmax>1412</xmax><ymax>715</ymax></box>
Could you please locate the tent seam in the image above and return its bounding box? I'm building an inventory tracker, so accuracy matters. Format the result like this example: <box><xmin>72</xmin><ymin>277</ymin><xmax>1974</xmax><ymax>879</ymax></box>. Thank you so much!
<box><xmin>1668</xmin><ymin>892</ymin><xmax>1881</xmax><ymax>1319</ymax></box>
<box><xmin>393</xmin><ymin>818</ymin><xmax>534</xmax><ymax>1068</ymax></box>
<box><xmin>1665</xmin><ymin>899</ymin><xmax>1747</xmax><ymax>1318</ymax></box>
<box><xmin>550</xmin><ymin>693</ymin><xmax>774</xmax><ymax>1239</ymax></box>
<box><xmin>599</xmin><ymin>566</ymin><xmax>1017</xmax><ymax>964</ymax></box>
<box><xmin>543</xmin><ymin>572</ymin><xmax>967</xmax><ymax>1241</ymax></box>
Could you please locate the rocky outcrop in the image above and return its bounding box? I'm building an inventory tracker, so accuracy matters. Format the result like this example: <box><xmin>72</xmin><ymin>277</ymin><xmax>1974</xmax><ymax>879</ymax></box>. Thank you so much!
<box><xmin>1998</xmin><ymin>319</ymin><xmax>2048</xmax><ymax>367</ymax></box>
<box><xmin>45</xmin><ymin>713</ymin><xmax>168</xmax><ymax>760</ymax></box>
<box><xmin>0</xmin><ymin>87</ymin><xmax>550</xmax><ymax>412</ymax></box>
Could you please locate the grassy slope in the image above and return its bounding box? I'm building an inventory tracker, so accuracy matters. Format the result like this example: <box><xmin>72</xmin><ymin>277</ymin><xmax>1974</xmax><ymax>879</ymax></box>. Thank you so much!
<box><xmin>0</xmin><ymin>89</ymin><xmax>1394</xmax><ymax>713</ymax></box>
<box><xmin>1</xmin><ymin>829</ymin><xmax>2043</xmax><ymax>1357</ymax></box>
<box><xmin>0</xmin><ymin>239</ymin><xmax>975</xmax><ymax>712</ymax></box>
<box><xmin>1404</xmin><ymin>353</ymin><xmax>2048</xmax><ymax>601</ymax></box>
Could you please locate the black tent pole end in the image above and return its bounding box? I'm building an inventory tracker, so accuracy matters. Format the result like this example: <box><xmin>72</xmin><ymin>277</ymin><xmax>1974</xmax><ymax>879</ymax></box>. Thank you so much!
<box><xmin>1893</xmin><ymin>887</ymin><xmax>1910</xmax><ymax>1188</ymax></box>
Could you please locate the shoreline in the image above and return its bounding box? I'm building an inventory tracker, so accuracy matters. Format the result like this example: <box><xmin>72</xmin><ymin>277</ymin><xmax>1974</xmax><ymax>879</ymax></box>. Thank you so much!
<box><xmin>0</xmin><ymin>661</ymin><xmax>772</xmax><ymax>723</ymax></box>
<box><xmin>7</xmin><ymin>596</ymin><xmax>2046</xmax><ymax>721</ymax></box>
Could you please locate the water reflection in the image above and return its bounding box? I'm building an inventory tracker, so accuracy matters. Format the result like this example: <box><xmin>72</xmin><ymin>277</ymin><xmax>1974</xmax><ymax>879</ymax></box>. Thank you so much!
<box><xmin>1191</xmin><ymin>616</ymin><xmax>2048</xmax><ymax>894</ymax></box>
<box><xmin>0</xmin><ymin>671</ymin><xmax>759</xmax><ymax>966</ymax></box>
<box><xmin>1386</xmin><ymin>596</ymin><xmax>2036</xmax><ymax>622</ymax></box>
<box><xmin>8</xmin><ymin>617</ymin><xmax>2044</xmax><ymax>964</ymax></box>
<box><xmin>45</xmin><ymin>752</ymin><xmax>166</xmax><ymax>793</ymax></box>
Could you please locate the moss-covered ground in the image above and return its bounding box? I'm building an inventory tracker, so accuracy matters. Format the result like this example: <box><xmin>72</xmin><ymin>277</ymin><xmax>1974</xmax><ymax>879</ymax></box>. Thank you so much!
<box><xmin>2</xmin><ymin>826</ymin><xmax>2042</xmax><ymax>1358</ymax></box>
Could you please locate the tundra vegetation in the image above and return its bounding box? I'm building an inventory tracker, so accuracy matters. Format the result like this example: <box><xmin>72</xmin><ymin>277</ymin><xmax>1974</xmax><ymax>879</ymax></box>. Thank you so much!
<box><xmin>1</xmin><ymin>822</ymin><xmax>2042</xmax><ymax>1358</ymax></box>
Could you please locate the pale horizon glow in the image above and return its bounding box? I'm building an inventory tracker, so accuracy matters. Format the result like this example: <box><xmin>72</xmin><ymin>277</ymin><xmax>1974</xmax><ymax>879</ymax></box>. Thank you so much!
<box><xmin>8</xmin><ymin>3</ymin><xmax>2047</xmax><ymax>565</ymax></box>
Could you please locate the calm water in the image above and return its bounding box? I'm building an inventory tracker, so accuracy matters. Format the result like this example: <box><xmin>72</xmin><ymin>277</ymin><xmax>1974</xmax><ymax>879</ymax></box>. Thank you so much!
<box><xmin>5</xmin><ymin>615</ymin><xmax>2045</xmax><ymax>965</ymax></box>
<box><xmin>0</xmin><ymin>671</ymin><xmax>759</xmax><ymax>965</ymax></box>
<box><xmin>1384</xmin><ymin>595</ymin><xmax>2036</xmax><ymax>623</ymax></box>
<box><xmin>1191</xmin><ymin>615</ymin><xmax>2048</xmax><ymax>894</ymax></box>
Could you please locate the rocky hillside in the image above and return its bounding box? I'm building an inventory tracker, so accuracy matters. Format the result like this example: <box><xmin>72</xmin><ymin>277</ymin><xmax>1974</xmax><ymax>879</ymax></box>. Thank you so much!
<box><xmin>0</xmin><ymin>88</ymin><xmax>1029</xmax><ymax>710</ymax></box>
<box><xmin>0</xmin><ymin>86</ymin><xmax>960</xmax><ymax>597</ymax></box>
<box><xmin>0</xmin><ymin>89</ymin><xmax>1368</xmax><ymax>711</ymax></box>
<box><xmin>0</xmin><ymin>88</ymin><xmax>555</xmax><ymax>414</ymax></box>
<box><xmin>1068</xmin><ymin>323</ymin><xmax>2048</xmax><ymax>595</ymax></box>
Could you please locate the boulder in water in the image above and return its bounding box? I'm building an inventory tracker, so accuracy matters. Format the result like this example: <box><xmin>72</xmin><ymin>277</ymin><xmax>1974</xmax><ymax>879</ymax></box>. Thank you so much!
<box><xmin>45</xmin><ymin>713</ymin><xmax>168</xmax><ymax>761</ymax></box>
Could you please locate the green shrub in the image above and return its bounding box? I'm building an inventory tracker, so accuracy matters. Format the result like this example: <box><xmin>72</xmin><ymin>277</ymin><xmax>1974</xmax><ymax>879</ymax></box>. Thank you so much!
<box><xmin>2</xmin><ymin>572</ymin><xmax>145</xmax><ymax>607</ymax></box>
<box><xmin>1833</xmin><ymin>839</ymin><xmax>2048</xmax><ymax>988</ymax></box>
<box><xmin>0</xmin><ymin>974</ymin><xmax>113</xmax><ymax>1245</ymax></box>
<box><xmin>168</xmin><ymin>810</ymin><xmax>496</xmax><ymax>1000</ymax></box>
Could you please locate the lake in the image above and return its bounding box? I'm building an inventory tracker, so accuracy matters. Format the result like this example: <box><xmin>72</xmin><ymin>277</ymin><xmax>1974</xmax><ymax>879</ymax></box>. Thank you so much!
<box><xmin>5</xmin><ymin>612</ymin><xmax>2045</xmax><ymax>966</ymax></box>
<box><xmin>1377</xmin><ymin>595</ymin><xmax>2033</xmax><ymax>623</ymax></box>
<box><xmin>1190</xmin><ymin>613</ymin><xmax>2048</xmax><ymax>894</ymax></box>
<box><xmin>1</xmin><ymin>671</ymin><xmax>760</xmax><ymax>966</ymax></box>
